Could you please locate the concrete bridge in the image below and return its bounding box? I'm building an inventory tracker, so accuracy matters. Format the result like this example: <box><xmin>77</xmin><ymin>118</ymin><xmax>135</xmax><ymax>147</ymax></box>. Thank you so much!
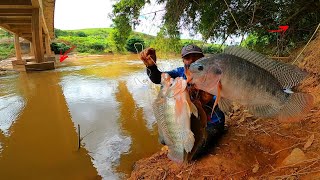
<box><xmin>0</xmin><ymin>0</ymin><xmax>55</xmax><ymax>71</ymax></box>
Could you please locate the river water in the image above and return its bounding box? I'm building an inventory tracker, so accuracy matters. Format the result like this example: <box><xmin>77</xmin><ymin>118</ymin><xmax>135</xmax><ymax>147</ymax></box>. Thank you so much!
<box><xmin>0</xmin><ymin>54</ymin><xmax>182</xmax><ymax>179</ymax></box>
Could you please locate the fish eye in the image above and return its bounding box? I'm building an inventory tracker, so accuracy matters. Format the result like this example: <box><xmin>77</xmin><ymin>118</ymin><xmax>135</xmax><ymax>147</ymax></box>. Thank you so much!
<box><xmin>198</xmin><ymin>65</ymin><xmax>204</xmax><ymax>71</ymax></box>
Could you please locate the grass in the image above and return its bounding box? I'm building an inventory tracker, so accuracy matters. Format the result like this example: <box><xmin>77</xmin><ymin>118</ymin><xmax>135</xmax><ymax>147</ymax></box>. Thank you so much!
<box><xmin>0</xmin><ymin>27</ymin><xmax>224</xmax><ymax>60</ymax></box>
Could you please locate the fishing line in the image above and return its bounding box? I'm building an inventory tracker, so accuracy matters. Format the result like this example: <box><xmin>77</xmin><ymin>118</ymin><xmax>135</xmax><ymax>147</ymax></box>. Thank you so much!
<box><xmin>133</xmin><ymin>77</ymin><xmax>148</xmax><ymax>87</ymax></box>
<box><xmin>134</xmin><ymin>42</ymin><xmax>144</xmax><ymax>54</ymax></box>
<box><xmin>134</xmin><ymin>42</ymin><xmax>161</xmax><ymax>85</ymax></box>
<box><xmin>292</xmin><ymin>22</ymin><xmax>320</xmax><ymax>64</ymax></box>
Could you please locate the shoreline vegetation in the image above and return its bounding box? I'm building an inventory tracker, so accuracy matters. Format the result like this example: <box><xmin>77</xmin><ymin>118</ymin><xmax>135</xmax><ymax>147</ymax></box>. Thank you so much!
<box><xmin>0</xmin><ymin>28</ymin><xmax>224</xmax><ymax>62</ymax></box>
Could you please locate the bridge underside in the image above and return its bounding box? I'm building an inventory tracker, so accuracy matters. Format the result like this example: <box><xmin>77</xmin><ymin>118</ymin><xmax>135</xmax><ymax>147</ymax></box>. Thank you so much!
<box><xmin>0</xmin><ymin>0</ymin><xmax>55</xmax><ymax>71</ymax></box>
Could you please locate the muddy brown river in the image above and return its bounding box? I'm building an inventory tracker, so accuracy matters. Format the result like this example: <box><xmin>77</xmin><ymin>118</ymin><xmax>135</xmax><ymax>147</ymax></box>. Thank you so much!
<box><xmin>0</xmin><ymin>54</ymin><xmax>181</xmax><ymax>179</ymax></box>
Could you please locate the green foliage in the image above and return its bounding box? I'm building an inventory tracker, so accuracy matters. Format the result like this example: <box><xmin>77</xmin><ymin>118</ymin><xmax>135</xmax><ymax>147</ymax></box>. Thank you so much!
<box><xmin>110</xmin><ymin>21</ymin><xmax>130</xmax><ymax>52</ymax></box>
<box><xmin>0</xmin><ymin>43</ymin><xmax>14</xmax><ymax>60</ymax></box>
<box><xmin>202</xmin><ymin>44</ymin><xmax>223</xmax><ymax>54</ymax></box>
<box><xmin>132</xmin><ymin>0</ymin><xmax>319</xmax><ymax>54</ymax></box>
<box><xmin>180</xmin><ymin>41</ymin><xmax>223</xmax><ymax>55</ymax></box>
<box><xmin>54</xmin><ymin>28</ymin><xmax>221</xmax><ymax>55</ymax></box>
<box><xmin>150</xmin><ymin>27</ymin><xmax>182</xmax><ymax>57</ymax></box>
<box><xmin>110</xmin><ymin>0</ymin><xmax>147</xmax><ymax>52</ymax></box>
<box><xmin>126</xmin><ymin>37</ymin><xmax>145</xmax><ymax>53</ymax></box>
<box><xmin>55</xmin><ymin>28</ymin><xmax>69</xmax><ymax>38</ymax></box>
<box><xmin>50</xmin><ymin>42</ymin><xmax>71</xmax><ymax>54</ymax></box>
<box><xmin>76</xmin><ymin>31</ymin><xmax>87</xmax><ymax>37</ymax></box>
<box><xmin>55</xmin><ymin>28</ymin><xmax>112</xmax><ymax>54</ymax></box>
<box><xmin>241</xmin><ymin>33</ymin><xmax>274</xmax><ymax>55</ymax></box>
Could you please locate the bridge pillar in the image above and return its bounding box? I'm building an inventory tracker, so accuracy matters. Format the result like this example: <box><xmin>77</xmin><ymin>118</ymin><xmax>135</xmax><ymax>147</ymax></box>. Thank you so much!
<box><xmin>45</xmin><ymin>34</ymin><xmax>51</xmax><ymax>56</ymax></box>
<box><xmin>29</xmin><ymin>42</ymin><xmax>34</xmax><ymax>56</ymax></box>
<box><xmin>31</xmin><ymin>8</ymin><xmax>44</xmax><ymax>63</ymax></box>
<box><xmin>14</xmin><ymin>34</ymin><xmax>22</xmax><ymax>61</ymax></box>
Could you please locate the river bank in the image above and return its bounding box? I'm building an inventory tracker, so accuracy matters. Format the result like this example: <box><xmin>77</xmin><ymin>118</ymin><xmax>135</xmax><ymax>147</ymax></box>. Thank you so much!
<box><xmin>129</xmin><ymin>34</ymin><xmax>320</xmax><ymax>179</ymax></box>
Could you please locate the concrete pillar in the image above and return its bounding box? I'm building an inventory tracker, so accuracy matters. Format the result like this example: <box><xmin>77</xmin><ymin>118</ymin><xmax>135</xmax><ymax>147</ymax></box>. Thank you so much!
<box><xmin>31</xmin><ymin>8</ymin><xmax>44</xmax><ymax>63</ymax></box>
<box><xmin>14</xmin><ymin>34</ymin><xmax>22</xmax><ymax>61</ymax></box>
<box><xmin>29</xmin><ymin>42</ymin><xmax>34</xmax><ymax>56</ymax></box>
<box><xmin>45</xmin><ymin>34</ymin><xmax>51</xmax><ymax>56</ymax></box>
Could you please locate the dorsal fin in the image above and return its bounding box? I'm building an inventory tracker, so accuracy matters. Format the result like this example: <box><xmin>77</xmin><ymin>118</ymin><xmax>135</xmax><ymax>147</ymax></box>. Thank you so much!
<box><xmin>224</xmin><ymin>46</ymin><xmax>308</xmax><ymax>88</ymax></box>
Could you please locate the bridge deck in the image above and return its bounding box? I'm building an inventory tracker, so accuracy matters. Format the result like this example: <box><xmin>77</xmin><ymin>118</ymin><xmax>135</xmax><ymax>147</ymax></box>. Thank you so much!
<box><xmin>0</xmin><ymin>0</ymin><xmax>55</xmax><ymax>68</ymax></box>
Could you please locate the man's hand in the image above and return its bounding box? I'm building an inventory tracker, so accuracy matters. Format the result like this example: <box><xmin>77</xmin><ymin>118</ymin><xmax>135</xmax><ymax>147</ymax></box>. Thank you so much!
<box><xmin>139</xmin><ymin>48</ymin><xmax>157</xmax><ymax>67</ymax></box>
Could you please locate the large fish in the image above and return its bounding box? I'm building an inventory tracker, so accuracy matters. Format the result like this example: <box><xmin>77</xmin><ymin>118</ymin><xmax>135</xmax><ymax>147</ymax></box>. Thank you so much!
<box><xmin>188</xmin><ymin>47</ymin><xmax>314</xmax><ymax>122</ymax></box>
<box><xmin>153</xmin><ymin>73</ymin><xmax>198</xmax><ymax>163</ymax></box>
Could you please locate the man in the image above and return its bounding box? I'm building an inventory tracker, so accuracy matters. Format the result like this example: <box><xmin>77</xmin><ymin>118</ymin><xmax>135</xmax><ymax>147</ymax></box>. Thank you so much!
<box><xmin>140</xmin><ymin>44</ymin><xmax>225</xmax><ymax>159</ymax></box>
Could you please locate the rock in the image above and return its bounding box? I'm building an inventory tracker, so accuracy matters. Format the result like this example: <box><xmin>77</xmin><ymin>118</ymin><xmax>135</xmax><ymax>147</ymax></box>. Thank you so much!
<box><xmin>281</xmin><ymin>148</ymin><xmax>307</xmax><ymax>166</ymax></box>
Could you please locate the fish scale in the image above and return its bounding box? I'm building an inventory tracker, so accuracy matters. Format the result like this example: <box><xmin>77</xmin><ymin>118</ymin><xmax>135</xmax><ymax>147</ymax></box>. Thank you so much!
<box><xmin>224</xmin><ymin>47</ymin><xmax>307</xmax><ymax>89</ymax></box>
<box><xmin>152</xmin><ymin>74</ymin><xmax>197</xmax><ymax>163</ymax></box>
<box><xmin>221</xmin><ymin>54</ymin><xmax>286</xmax><ymax>105</ymax></box>
<box><xmin>189</xmin><ymin>47</ymin><xmax>313</xmax><ymax>122</ymax></box>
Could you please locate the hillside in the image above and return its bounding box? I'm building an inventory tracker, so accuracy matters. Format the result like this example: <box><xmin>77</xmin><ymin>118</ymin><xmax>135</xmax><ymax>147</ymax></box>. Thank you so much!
<box><xmin>0</xmin><ymin>27</ymin><xmax>223</xmax><ymax>60</ymax></box>
<box><xmin>129</xmin><ymin>33</ymin><xmax>320</xmax><ymax>179</ymax></box>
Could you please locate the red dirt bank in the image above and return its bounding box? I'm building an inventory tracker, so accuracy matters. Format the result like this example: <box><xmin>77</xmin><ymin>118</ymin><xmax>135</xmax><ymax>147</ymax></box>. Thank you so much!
<box><xmin>129</xmin><ymin>33</ymin><xmax>320</xmax><ymax>179</ymax></box>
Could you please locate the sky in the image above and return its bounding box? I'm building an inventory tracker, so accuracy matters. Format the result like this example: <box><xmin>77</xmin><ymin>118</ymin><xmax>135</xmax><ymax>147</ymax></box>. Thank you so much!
<box><xmin>54</xmin><ymin>0</ymin><xmax>203</xmax><ymax>40</ymax></box>
<box><xmin>54</xmin><ymin>0</ymin><xmax>241</xmax><ymax>44</ymax></box>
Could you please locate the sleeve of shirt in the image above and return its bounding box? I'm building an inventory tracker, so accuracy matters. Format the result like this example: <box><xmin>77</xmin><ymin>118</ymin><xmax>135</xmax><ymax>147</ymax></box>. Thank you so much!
<box><xmin>167</xmin><ymin>67</ymin><xmax>185</xmax><ymax>79</ymax></box>
<box><xmin>146</xmin><ymin>66</ymin><xmax>185</xmax><ymax>84</ymax></box>
<box><xmin>146</xmin><ymin>65</ymin><xmax>162</xmax><ymax>84</ymax></box>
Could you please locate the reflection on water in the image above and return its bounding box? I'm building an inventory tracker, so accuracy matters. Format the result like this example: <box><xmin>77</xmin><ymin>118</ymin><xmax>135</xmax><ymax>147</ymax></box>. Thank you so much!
<box><xmin>0</xmin><ymin>73</ymin><xmax>25</xmax><ymax>137</ymax></box>
<box><xmin>0</xmin><ymin>72</ymin><xmax>98</xmax><ymax>179</ymax></box>
<box><xmin>59</xmin><ymin>75</ymin><xmax>131</xmax><ymax>179</ymax></box>
<box><xmin>115</xmin><ymin>80</ymin><xmax>161</xmax><ymax>177</ymax></box>
<box><xmin>0</xmin><ymin>54</ymin><xmax>181</xmax><ymax>179</ymax></box>
<box><xmin>0</xmin><ymin>94</ymin><xmax>25</xmax><ymax>136</ymax></box>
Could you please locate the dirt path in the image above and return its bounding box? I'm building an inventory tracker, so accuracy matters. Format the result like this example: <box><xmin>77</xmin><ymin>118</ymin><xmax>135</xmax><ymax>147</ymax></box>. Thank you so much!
<box><xmin>129</xmin><ymin>34</ymin><xmax>320</xmax><ymax>179</ymax></box>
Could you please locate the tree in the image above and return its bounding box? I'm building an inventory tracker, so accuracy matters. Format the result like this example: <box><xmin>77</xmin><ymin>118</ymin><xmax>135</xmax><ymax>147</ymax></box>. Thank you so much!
<box><xmin>150</xmin><ymin>27</ymin><xmax>181</xmax><ymax>56</ymax></box>
<box><xmin>110</xmin><ymin>0</ymin><xmax>147</xmax><ymax>52</ymax></box>
<box><xmin>111</xmin><ymin>0</ymin><xmax>320</xmax><ymax>54</ymax></box>
<box><xmin>126</xmin><ymin>37</ymin><xmax>145</xmax><ymax>53</ymax></box>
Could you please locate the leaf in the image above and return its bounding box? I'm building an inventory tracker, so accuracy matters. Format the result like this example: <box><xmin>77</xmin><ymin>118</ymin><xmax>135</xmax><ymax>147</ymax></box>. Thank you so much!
<box><xmin>303</xmin><ymin>134</ymin><xmax>315</xmax><ymax>150</ymax></box>
<box><xmin>239</xmin><ymin>116</ymin><xmax>245</xmax><ymax>123</ymax></box>
<box><xmin>252</xmin><ymin>163</ymin><xmax>259</xmax><ymax>173</ymax></box>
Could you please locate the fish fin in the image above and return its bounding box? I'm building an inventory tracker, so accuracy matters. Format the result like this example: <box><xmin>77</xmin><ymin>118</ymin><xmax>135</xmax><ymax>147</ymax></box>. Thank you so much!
<box><xmin>278</xmin><ymin>93</ymin><xmax>314</xmax><ymax>122</ymax></box>
<box><xmin>224</xmin><ymin>46</ymin><xmax>308</xmax><ymax>88</ymax></box>
<box><xmin>157</xmin><ymin>126</ymin><xmax>166</xmax><ymax>145</ymax></box>
<box><xmin>183</xmin><ymin>130</ymin><xmax>195</xmax><ymax>153</ymax></box>
<box><xmin>248</xmin><ymin>104</ymin><xmax>281</xmax><ymax>118</ymax></box>
<box><xmin>218</xmin><ymin>97</ymin><xmax>233</xmax><ymax>113</ymax></box>
<box><xmin>185</xmin><ymin>89</ymin><xmax>198</xmax><ymax>117</ymax></box>
<box><xmin>211</xmin><ymin>81</ymin><xmax>222</xmax><ymax>117</ymax></box>
<box><xmin>185</xmin><ymin>66</ymin><xmax>192</xmax><ymax>83</ymax></box>
<box><xmin>167</xmin><ymin>145</ymin><xmax>185</xmax><ymax>163</ymax></box>
<box><xmin>189</xmin><ymin>102</ymin><xmax>198</xmax><ymax>117</ymax></box>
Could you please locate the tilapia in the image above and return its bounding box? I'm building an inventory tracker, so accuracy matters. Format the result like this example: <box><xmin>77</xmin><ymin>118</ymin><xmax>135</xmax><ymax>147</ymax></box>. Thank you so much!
<box><xmin>152</xmin><ymin>73</ymin><xmax>198</xmax><ymax>163</ymax></box>
<box><xmin>189</xmin><ymin>47</ymin><xmax>314</xmax><ymax>122</ymax></box>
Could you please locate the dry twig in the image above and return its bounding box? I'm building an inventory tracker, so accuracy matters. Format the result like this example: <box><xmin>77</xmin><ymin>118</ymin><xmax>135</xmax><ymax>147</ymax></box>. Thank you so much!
<box><xmin>269</xmin><ymin>142</ymin><xmax>304</xmax><ymax>156</ymax></box>
<box><xmin>187</xmin><ymin>161</ymin><xmax>196</xmax><ymax>180</ymax></box>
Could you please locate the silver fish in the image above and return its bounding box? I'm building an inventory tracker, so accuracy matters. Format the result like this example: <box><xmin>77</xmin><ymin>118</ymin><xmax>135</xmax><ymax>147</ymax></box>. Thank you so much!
<box><xmin>189</xmin><ymin>47</ymin><xmax>314</xmax><ymax>122</ymax></box>
<box><xmin>153</xmin><ymin>73</ymin><xmax>198</xmax><ymax>163</ymax></box>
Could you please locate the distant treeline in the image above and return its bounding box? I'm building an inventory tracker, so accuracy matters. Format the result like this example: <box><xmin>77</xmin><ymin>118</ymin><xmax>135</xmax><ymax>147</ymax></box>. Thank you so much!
<box><xmin>52</xmin><ymin>28</ymin><xmax>224</xmax><ymax>56</ymax></box>
<box><xmin>1</xmin><ymin>27</ymin><xmax>230</xmax><ymax>60</ymax></box>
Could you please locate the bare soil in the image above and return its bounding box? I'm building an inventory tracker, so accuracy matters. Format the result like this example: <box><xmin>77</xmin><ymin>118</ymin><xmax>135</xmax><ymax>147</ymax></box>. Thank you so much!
<box><xmin>129</xmin><ymin>33</ymin><xmax>320</xmax><ymax>179</ymax></box>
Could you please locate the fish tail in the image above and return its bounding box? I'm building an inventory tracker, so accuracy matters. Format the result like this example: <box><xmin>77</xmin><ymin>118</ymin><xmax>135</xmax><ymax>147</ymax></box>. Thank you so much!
<box><xmin>167</xmin><ymin>146</ymin><xmax>184</xmax><ymax>163</ymax></box>
<box><xmin>278</xmin><ymin>93</ymin><xmax>314</xmax><ymax>122</ymax></box>
<box><xmin>183</xmin><ymin>130</ymin><xmax>195</xmax><ymax>153</ymax></box>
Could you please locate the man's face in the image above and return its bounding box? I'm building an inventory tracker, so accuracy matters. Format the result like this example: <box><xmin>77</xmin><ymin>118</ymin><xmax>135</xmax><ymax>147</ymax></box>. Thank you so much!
<box><xmin>183</xmin><ymin>53</ymin><xmax>203</xmax><ymax>67</ymax></box>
